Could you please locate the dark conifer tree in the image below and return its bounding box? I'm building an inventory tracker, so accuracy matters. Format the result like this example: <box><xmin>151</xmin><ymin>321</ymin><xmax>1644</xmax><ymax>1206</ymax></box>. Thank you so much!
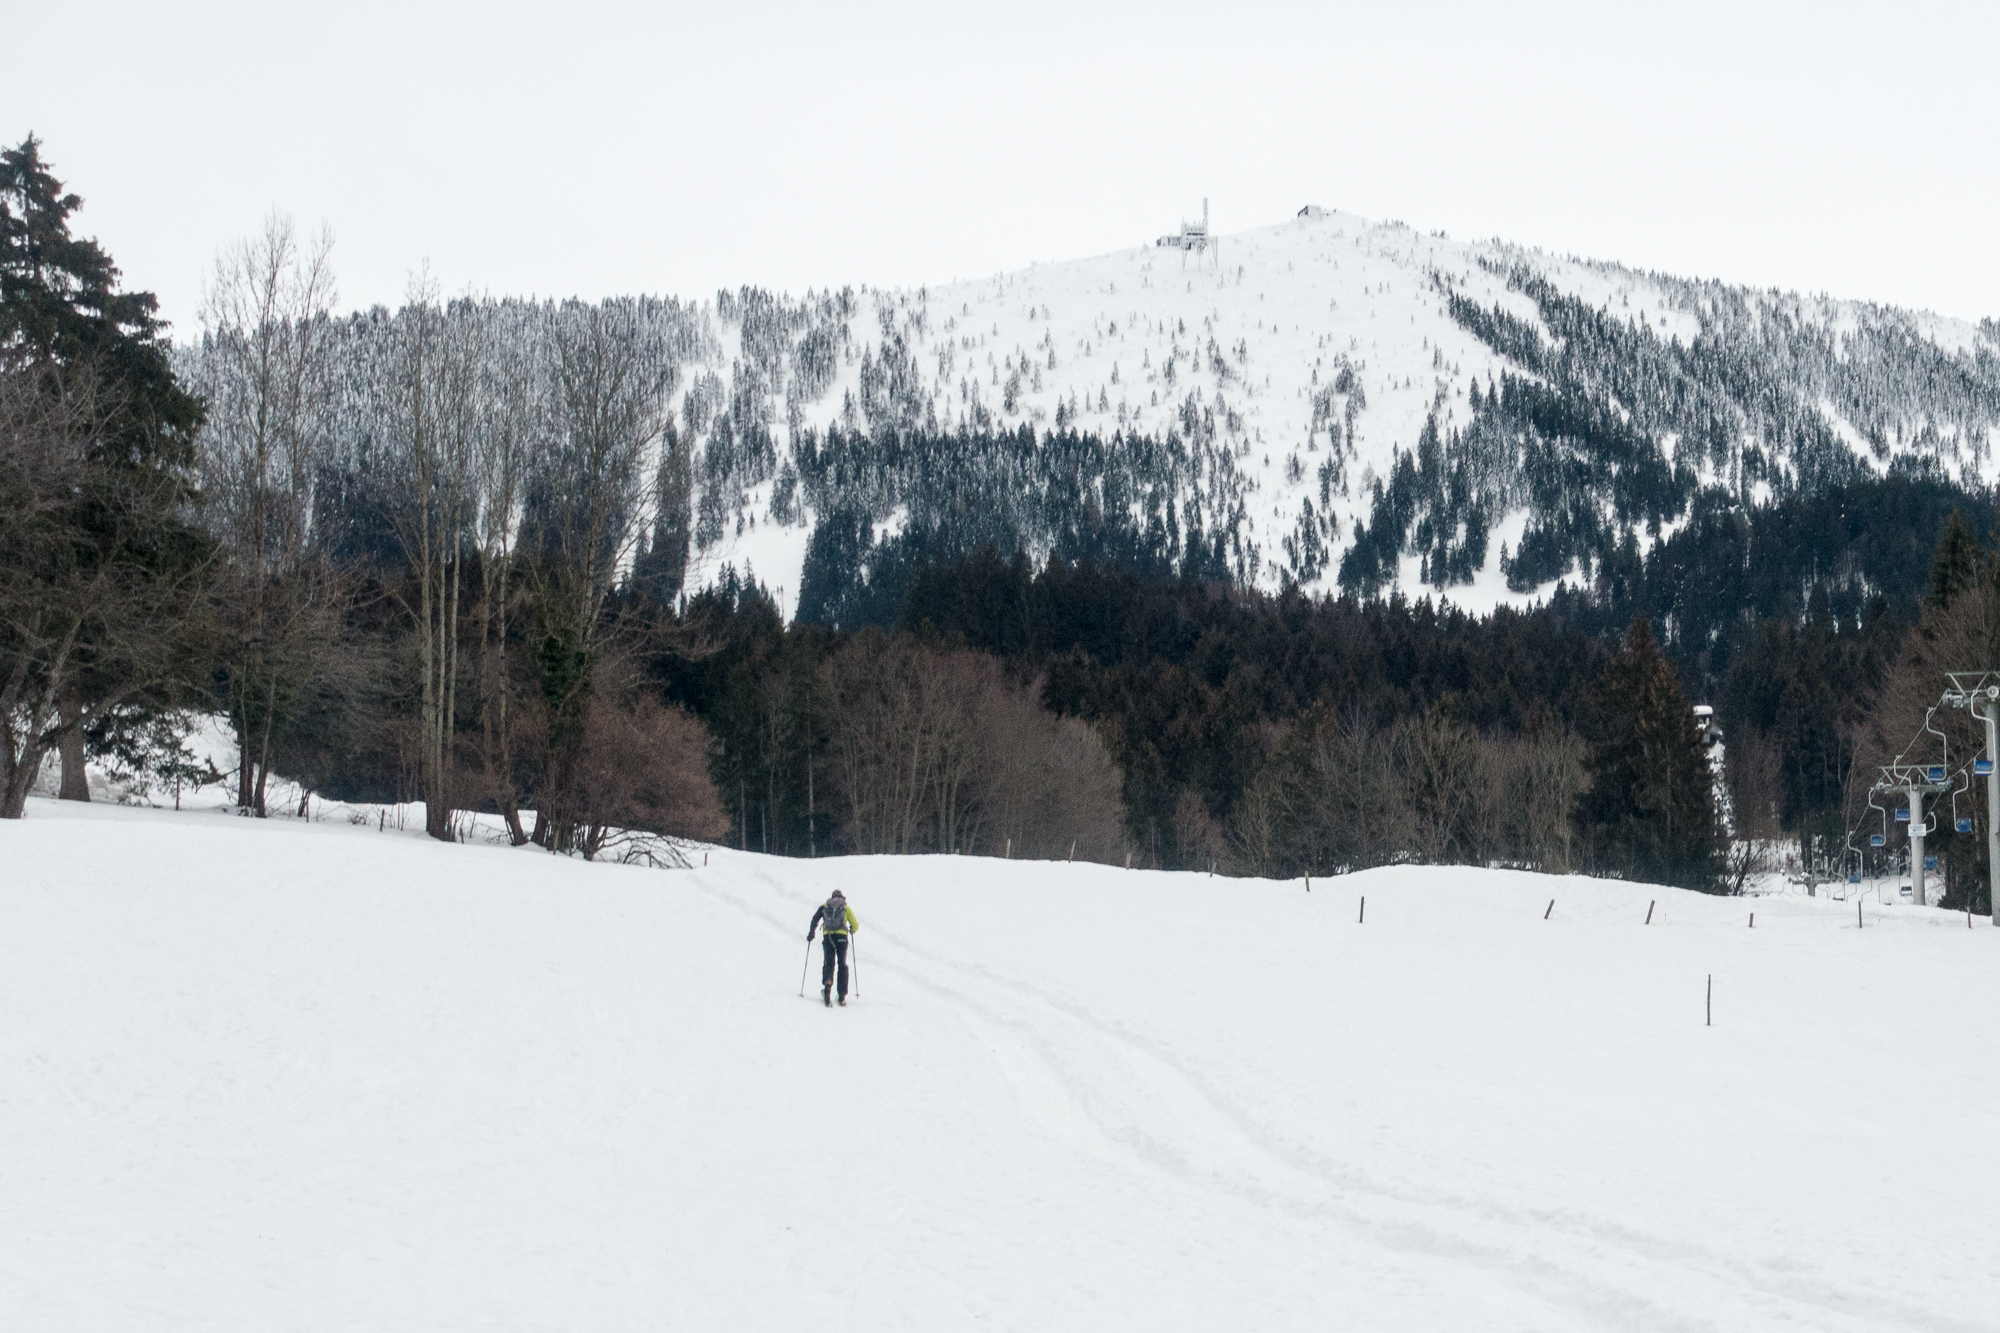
<box><xmin>796</xmin><ymin>508</ymin><xmax>875</xmax><ymax>628</ymax></box>
<box><xmin>1575</xmin><ymin>619</ymin><xmax>1725</xmax><ymax>890</ymax></box>
<box><xmin>1925</xmin><ymin>509</ymin><xmax>1981</xmax><ymax>613</ymax></box>
<box><xmin>0</xmin><ymin>135</ymin><xmax>201</xmax><ymax>459</ymax></box>
<box><xmin>0</xmin><ymin>136</ymin><xmax>210</xmax><ymax>816</ymax></box>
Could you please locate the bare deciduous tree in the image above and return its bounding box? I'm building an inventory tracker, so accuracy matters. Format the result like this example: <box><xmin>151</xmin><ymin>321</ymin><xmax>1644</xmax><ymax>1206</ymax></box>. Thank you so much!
<box><xmin>1726</xmin><ymin>726</ymin><xmax>1786</xmax><ymax>843</ymax></box>
<box><xmin>1404</xmin><ymin>703</ymin><xmax>1481</xmax><ymax>864</ymax></box>
<box><xmin>820</xmin><ymin>631</ymin><xmax>1127</xmax><ymax>862</ymax></box>
<box><xmin>467</xmin><ymin>322</ymin><xmax>542</xmax><ymax>844</ymax></box>
<box><xmin>196</xmin><ymin>215</ymin><xmax>343</xmax><ymax>815</ymax></box>
<box><xmin>384</xmin><ymin>276</ymin><xmax>486</xmax><ymax>842</ymax></box>
<box><xmin>526</xmin><ymin>300</ymin><xmax>672</xmax><ymax>852</ymax></box>
<box><xmin>1243</xmin><ymin>703</ymin><xmax>1587</xmax><ymax>877</ymax></box>
<box><xmin>573</xmin><ymin>686</ymin><xmax>728</xmax><ymax>861</ymax></box>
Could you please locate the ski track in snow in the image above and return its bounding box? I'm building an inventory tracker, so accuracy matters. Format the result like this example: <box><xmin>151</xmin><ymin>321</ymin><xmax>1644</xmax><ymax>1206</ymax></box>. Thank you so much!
<box><xmin>6</xmin><ymin>801</ymin><xmax>2000</xmax><ymax>1330</ymax></box>
<box><xmin>706</xmin><ymin>864</ymin><xmax>1981</xmax><ymax>1333</ymax></box>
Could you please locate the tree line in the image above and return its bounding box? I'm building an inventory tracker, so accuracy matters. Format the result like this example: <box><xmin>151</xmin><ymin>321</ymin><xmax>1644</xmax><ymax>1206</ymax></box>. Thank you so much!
<box><xmin>0</xmin><ymin>138</ymin><xmax>1131</xmax><ymax>866</ymax></box>
<box><xmin>10</xmin><ymin>134</ymin><xmax>1988</xmax><ymax>894</ymax></box>
<box><xmin>2</xmin><ymin>138</ymin><xmax>720</xmax><ymax>852</ymax></box>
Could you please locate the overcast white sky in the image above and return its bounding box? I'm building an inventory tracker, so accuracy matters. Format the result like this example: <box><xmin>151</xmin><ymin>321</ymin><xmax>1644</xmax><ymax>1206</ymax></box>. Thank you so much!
<box><xmin>9</xmin><ymin>1</ymin><xmax>1997</xmax><ymax>335</ymax></box>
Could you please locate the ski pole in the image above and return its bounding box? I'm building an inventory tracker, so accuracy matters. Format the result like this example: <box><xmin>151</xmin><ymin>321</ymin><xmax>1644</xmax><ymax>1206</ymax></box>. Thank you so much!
<box><xmin>852</xmin><ymin>934</ymin><xmax>860</xmax><ymax>1000</ymax></box>
<box><xmin>799</xmin><ymin>937</ymin><xmax>814</xmax><ymax>997</ymax></box>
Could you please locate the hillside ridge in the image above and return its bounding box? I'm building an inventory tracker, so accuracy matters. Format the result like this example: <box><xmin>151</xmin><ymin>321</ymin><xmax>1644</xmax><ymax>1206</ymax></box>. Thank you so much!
<box><xmin>180</xmin><ymin>209</ymin><xmax>2000</xmax><ymax>615</ymax></box>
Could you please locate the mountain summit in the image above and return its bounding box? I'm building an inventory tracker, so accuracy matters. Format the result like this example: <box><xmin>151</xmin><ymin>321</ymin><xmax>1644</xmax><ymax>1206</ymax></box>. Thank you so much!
<box><xmin>184</xmin><ymin>209</ymin><xmax>2000</xmax><ymax>617</ymax></box>
<box><xmin>691</xmin><ymin>207</ymin><xmax>2000</xmax><ymax>611</ymax></box>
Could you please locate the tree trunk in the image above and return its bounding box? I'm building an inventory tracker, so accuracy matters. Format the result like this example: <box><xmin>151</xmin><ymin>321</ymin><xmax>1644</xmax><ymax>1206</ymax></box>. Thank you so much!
<box><xmin>427</xmin><ymin>551</ymin><xmax>461</xmax><ymax>842</ymax></box>
<box><xmin>236</xmin><ymin>708</ymin><xmax>255</xmax><ymax>811</ymax></box>
<box><xmin>478</xmin><ymin>566</ymin><xmax>529</xmax><ymax>847</ymax></box>
<box><xmin>0</xmin><ymin>745</ymin><xmax>42</xmax><ymax>818</ymax></box>
<box><xmin>57</xmin><ymin>695</ymin><xmax>89</xmax><ymax>802</ymax></box>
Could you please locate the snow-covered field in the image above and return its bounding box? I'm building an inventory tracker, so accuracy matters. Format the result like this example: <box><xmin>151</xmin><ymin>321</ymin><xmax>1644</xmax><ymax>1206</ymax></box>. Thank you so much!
<box><xmin>5</xmin><ymin>799</ymin><xmax>1998</xmax><ymax>1330</ymax></box>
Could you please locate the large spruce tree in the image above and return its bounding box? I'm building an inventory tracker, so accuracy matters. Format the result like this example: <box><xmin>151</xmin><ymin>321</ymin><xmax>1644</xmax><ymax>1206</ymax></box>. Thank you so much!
<box><xmin>1</xmin><ymin>135</ymin><xmax>200</xmax><ymax>456</ymax></box>
<box><xmin>1925</xmin><ymin>510</ymin><xmax>1982</xmax><ymax>614</ymax></box>
<box><xmin>0</xmin><ymin>134</ymin><xmax>209</xmax><ymax>817</ymax></box>
<box><xmin>1575</xmin><ymin>619</ymin><xmax>1725</xmax><ymax>890</ymax></box>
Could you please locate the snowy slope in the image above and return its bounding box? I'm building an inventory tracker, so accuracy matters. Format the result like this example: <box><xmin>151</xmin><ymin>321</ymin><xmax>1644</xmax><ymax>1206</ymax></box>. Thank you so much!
<box><xmin>5</xmin><ymin>799</ymin><xmax>1999</xmax><ymax>1330</ymax></box>
<box><xmin>699</xmin><ymin>209</ymin><xmax>2000</xmax><ymax>611</ymax></box>
<box><xmin>170</xmin><ymin>209</ymin><xmax>2000</xmax><ymax>616</ymax></box>
<box><xmin>709</xmin><ymin>213</ymin><xmax>1549</xmax><ymax>606</ymax></box>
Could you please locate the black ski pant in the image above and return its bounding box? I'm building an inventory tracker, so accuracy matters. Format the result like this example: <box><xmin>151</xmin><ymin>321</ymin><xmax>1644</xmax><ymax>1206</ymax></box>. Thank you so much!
<box><xmin>820</xmin><ymin>933</ymin><xmax>849</xmax><ymax>997</ymax></box>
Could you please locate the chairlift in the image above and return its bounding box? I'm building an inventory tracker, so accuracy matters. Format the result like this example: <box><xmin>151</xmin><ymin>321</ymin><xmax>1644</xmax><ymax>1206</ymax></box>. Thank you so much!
<box><xmin>1979</xmin><ymin>758</ymin><xmax>1994</xmax><ymax>776</ymax></box>
<box><xmin>1848</xmin><ymin>871</ymin><xmax>1862</xmax><ymax>884</ymax></box>
<box><xmin>1896</xmin><ymin>807</ymin><xmax>1912</xmax><ymax>823</ymax></box>
<box><xmin>1951</xmin><ymin>769</ymin><xmax>1973</xmax><ymax>834</ymax></box>
<box><xmin>1923</xmin><ymin>708</ymin><xmax>1951</xmax><ymax>780</ymax></box>
<box><xmin>1926</xmin><ymin>854</ymin><xmax>1940</xmax><ymax>871</ymax></box>
<box><xmin>1871</xmin><ymin>833</ymin><xmax>1886</xmax><ymax>847</ymax></box>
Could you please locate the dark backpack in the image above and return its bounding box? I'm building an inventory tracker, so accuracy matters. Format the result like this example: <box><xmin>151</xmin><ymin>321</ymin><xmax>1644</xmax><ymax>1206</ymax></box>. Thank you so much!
<box><xmin>822</xmin><ymin>896</ymin><xmax>846</xmax><ymax>934</ymax></box>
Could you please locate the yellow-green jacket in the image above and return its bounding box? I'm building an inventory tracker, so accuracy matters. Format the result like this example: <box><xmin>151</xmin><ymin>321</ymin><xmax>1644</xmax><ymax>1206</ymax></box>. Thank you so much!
<box><xmin>811</xmin><ymin>900</ymin><xmax>857</xmax><ymax>938</ymax></box>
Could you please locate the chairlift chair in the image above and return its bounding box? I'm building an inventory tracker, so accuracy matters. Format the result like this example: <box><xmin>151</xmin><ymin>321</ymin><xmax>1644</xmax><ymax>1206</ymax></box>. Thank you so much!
<box><xmin>1948</xmin><ymin>766</ymin><xmax>1974</xmax><ymax>833</ymax></box>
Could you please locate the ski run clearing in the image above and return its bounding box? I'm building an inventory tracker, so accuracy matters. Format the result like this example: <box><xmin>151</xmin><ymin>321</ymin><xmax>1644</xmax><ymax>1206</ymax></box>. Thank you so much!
<box><xmin>4</xmin><ymin>799</ymin><xmax>1997</xmax><ymax>1332</ymax></box>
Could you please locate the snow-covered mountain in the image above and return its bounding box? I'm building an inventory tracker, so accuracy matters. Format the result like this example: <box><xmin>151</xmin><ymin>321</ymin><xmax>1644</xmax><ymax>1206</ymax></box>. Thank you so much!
<box><xmin>183</xmin><ymin>208</ymin><xmax>2000</xmax><ymax>618</ymax></box>
<box><xmin>687</xmin><ymin>207</ymin><xmax>2000</xmax><ymax>611</ymax></box>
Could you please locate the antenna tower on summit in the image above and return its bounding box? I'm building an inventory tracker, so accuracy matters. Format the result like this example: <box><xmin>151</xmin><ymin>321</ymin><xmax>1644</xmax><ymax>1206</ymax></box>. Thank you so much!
<box><xmin>1156</xmin><ymin>198</ymin><xmax>1220</xmax><ymax>269</ymax></box>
